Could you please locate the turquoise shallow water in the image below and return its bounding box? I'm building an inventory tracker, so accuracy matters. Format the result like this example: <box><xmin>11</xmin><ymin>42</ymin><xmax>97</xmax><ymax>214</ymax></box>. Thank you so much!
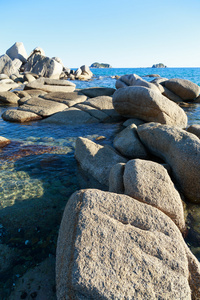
<box><xmin>0</xmin><ymin>68</ymin><xmax>200</xmax><ymax>298</ymax></box>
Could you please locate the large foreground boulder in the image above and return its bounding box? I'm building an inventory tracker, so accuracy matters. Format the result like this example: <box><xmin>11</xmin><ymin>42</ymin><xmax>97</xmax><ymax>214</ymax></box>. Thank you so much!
<box><xmin>137</xmin><ymin>123</ymin><xmax>200</xmax><ymax>203</ymax></box>
<box><xmin>113</xmin><ymin>86</ymin><xmax>188</xmax><ymax>127</ymax></box>
<box><xmin>75</xmin><ymin>137</ymin><xmax>127</xmax><ymax>186</ymax></box>
<box><xmin>56</xmin><ymin>189</ymin><xmax>200</xmax><ymax>300</ymax></box>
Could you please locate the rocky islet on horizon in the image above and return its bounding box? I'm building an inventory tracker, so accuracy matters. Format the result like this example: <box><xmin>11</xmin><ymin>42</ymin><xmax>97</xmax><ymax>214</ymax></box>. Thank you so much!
<box><xmin>0</xmin><ymin>42</ymin><xmax>200</xmax><ymax>299</ymax></box>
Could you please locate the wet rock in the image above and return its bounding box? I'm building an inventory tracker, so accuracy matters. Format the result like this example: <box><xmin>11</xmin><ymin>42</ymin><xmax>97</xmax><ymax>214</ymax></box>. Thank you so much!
<box><xmin>0</xmin><ymin>244</ymin><xmax>18</xmax><ymax>275</ymax></box>
<box><xmin>0</xmin><ymin>136</ymin><xmax>11</xmax><ymax>147</ymax></box>
<box><xmin>137</xmin><ymin>122</ymin><xmax>200</xmax><ymax>203</ymax></box>
<box><xmin>9</xmin><ymin>256</ymin><xmax>56</xmax><ymax>300</ymax></box>
<box><xmin>25</xmin><ymin>77</ymin><xmax>75</xmax><ymax>93</ymax></box>
<box><xmin>2</xmin><ymin>109</ymin><xmax>42</xmax><ymax>123</ymax></box>
<box><xmin>56</xmin><ymin>189</ymin><xmax>200</xmax><ymax>300</ymax></box>
<box><xmin>75</xmin><ymin>138</ymin><xmax>127</xmax><ymax>186</ymax></box>
<box><xmin>113</xmin><ymin>86</ymin><xmax>188</xmax><ymax>128</ymax></box>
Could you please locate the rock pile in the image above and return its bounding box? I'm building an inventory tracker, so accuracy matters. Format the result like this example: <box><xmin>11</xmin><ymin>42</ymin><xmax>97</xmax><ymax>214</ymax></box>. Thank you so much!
<box><xmin>0</xmin><ymin>42</ymin><xmax>93</xmax><ymax>93</ymax></box>
<box><xmin>55</xmin><ymin>73</ymin><xmax>200</xmax><ymax>298</ymax></box>
<box><xmin>1</xmin><ymin>68</ymin><xmax>200</xmax><ymax>298</ymax></box>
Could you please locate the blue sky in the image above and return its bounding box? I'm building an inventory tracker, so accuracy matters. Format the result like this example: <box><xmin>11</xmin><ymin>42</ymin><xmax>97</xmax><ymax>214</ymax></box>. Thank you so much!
<box><xmin>1</xmin><ymin>0</ymin><xmax>200</xmax><ymax>68</ymax></box>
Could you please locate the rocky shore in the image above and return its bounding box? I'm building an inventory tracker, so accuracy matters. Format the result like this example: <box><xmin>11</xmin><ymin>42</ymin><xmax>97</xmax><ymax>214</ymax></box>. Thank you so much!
<box><xmin>0</xmin><ymin>42</ymin><xmax>200</xmax><ymax>299</ymax></box>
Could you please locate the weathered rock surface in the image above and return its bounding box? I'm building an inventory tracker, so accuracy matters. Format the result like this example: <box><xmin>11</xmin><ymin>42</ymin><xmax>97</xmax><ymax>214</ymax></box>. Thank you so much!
<box><xmin>123</xmin><ymin>118</ymin><xmax>144</xmax><ymax>127</ymax></box>
<box><xmin>0</xmin><ymin>244</ymin><xmax>18</xmax><ymax>275</ymax></box>
<box><xmin>80</xmin><ymin>87</ymin><xmax>115</xmax><ymax>98</ymax></box>
<box><xmin>75</xmin><ymin>103</ymin><xmax>111</xmax><ymax>122</ymax></box>
<box><xmin>0</xmin><ymin>91</ymin><xmax>20</xmax><ymax>104</ymax></box>
<box><xmin>41</xmin><ymin>91</ymin><xmax>87</xmax><ymax>106</ymax></box>
<box><xmin>187</xmin><ymin>124</ymin><xmax>200</xmax><ymax>139</ymax></box>
<box><xmin>163</xmin><ymin>78</ymin><xmax>200</xmax><ymax>101</ymax></box>
<box><xmin>137</xmin><ymin>122</ymin><xmax>200</xmax><ymax>203</ymax></box>
<box><xmin>116</xmin><ymin>74</ymin><xmax>159</xmax><ymax>91</ymax></box>
<box><xmin>75</xmin><ymin>138</ymin><xmax>127</xmax><ymax>186</ymax></box>
<box><xmin>25</xmin><ymin>77</ymin><xmax>75</xmax><ymax>93</ymax></box>
<box><xmin>2</xmin><ymin>109</ymin><xmax>42</xmax><ymax>122</ymax></box>
<box><xmin>123</xmin><ymin>159</ymin><xmax>185</xmax><ymax>232</ymax></box>
<box><xmin>56</xmin><ymin>189</ymin><xmax>200</xmax><ymax>300</ymax></box>
<box><xmin>24</xmin><ymin>53</ymin><xmax>63</xmax><ymax>79</ymax></box>
<box><xmin>15</xmin><ymin>89</ymin><xmax>47</xmax><ymax>98</ymax></box>
<box><xmin>84</xmin><ymin>96</ymin><xmax>122</xmax><ymax>120</ymax></box>
<box><xmin>42</xmin><ymin>107</ymin><xmax>99</xmax><ymax>125</ymax></box>
<box><xmin>0</xmin><ymin>54</ymin><xmax>22</xmax><ymax>77</ymax></box>
<box><xmin>6</xmin><ymin>42</ymin><xmax>28</xmax><ymax>63</ymax></box>
<box><xmin>109</xmin><ymin>162</ymin><xmax>125</xmax><ymax>194</ymax></box>
<box><xmin>113</xmin><ymin>86</ymin><xmax>188</xmax><ymax>127</ymax></box>
<box><xmin>18</xmin><ymin>97</ymin><xmax>68</xmax><ymax>117</ymax></box>
<box><xmin>113</xmin><ymin>124</ymin><xmax>148</xmax><ymax>158</ymax></box>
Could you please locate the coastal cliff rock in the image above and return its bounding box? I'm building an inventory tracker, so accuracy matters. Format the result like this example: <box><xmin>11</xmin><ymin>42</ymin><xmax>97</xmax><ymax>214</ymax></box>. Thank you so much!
<box><xmin>90</xmin><ymin>62</ymin><xmax>112</xmax><ymax>68</ymax></box>
<box><xmin>56</xmin><ymin>189</ymin><xmax>200</xmax><ymax>300</ymax></box>
<box><xmin>113</xmin><ymin>86</ymin><xmax>188</xmax><ymax>127</ymax></box>
<box><xmin>137</xmin><ymin>122</ymin><xmax>200</xmax><ymax>203</ymax></box>
<box><xmin>152</xmin><ymin>63</ymin><xmax>167</xmax><ymax>68</ymax></box>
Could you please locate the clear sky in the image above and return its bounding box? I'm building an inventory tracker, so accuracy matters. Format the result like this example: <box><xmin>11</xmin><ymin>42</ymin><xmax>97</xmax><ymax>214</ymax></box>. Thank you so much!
<box><xmin>1</xmin><ymin>0</ymin><xmax>200</xmax><ymax>68</ymax></box>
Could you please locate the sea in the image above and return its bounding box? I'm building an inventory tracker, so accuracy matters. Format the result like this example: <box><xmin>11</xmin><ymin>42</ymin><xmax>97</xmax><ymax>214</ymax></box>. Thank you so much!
<box><xmin>0</xmin><ymin>67</ymin><xmax>200</xmax><ymax>298</ymax></box>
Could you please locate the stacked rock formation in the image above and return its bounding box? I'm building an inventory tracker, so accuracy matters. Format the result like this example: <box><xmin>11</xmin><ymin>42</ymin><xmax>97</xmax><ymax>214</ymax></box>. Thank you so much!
<box><xmin>55</xmin><ymin>74</ymin><xmax>200</xmax><ymax>299</ymax></box>
<box><xmin>0</xmin><ymin>42</ymin><xmax>93</xmax><ymax>93</ymax></box>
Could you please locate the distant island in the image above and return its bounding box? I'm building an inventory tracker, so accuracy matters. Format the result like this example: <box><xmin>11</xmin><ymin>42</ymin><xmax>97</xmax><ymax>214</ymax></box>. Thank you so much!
<box><xmin>90</xmin><ymin>62</ymin><xmax>112</xmax><ymax>68</ymax></box>
<box><xmin>152</xmin><ymin>63</ymin><xmax>167</xmax><ymax>68</ymax></box>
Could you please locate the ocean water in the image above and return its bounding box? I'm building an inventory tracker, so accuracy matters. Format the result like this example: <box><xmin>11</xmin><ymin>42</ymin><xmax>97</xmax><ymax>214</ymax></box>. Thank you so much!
<box><xmin>0</xmin><ymin>68</ymin><xmax>200</xmax><ymax>298</ymax></box>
